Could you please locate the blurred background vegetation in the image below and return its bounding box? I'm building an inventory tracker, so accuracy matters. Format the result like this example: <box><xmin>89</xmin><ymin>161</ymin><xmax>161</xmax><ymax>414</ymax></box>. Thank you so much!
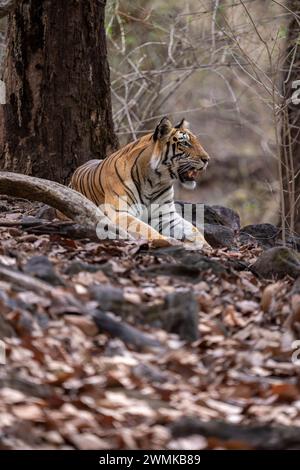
<box><xmin>106</xmin><ymin>0</ymin><xmax>292</xmax><ymax>225</ymax></box>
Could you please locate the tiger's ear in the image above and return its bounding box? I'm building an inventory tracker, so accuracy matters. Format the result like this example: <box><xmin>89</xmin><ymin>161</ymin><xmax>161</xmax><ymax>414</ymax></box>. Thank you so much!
<box><xmin>153</xmin><ymin>117</ymin><xmax>173</xmax><ymax>142</ymax></box>
<box><xmin>175</xmin><ymin>118</ymin><xmax>189</xmax><ymax>129</ymax></box>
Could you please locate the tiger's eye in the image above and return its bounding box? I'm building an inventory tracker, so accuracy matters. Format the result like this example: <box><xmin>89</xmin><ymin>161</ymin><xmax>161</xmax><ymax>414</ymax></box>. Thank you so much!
<box><xmin>173</xmin><ymin>137</ymin><xmax>178</xmax><ymax>142</ymax></box>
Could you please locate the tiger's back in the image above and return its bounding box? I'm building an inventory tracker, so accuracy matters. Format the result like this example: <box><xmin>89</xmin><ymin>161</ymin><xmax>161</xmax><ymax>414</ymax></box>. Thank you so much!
<box><xmin>70</xmin><ymin>159</ymin><xmax>105</xmax><ymax>206</ymax></box>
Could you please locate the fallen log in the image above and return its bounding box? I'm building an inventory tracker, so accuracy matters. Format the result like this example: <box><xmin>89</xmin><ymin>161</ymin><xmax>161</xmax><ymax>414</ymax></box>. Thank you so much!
<box><xmin>0</xmin><ymin>171</ymin><xmax>129</xmax><ymax>239</ymax></box>
<box><xmin>0</xmin><ymin>263</ymin><xmax>52</xmax><ymax>294</ymax></box>
<box><xmin>0</xmin><ymin>218</ymin><xmax>100</xmax><ymax>241</ymax></box>
<box><xmin>25</xmin><ymin>221</ymin><xmax>100</xmax><ymax>241</ymax></box>
<box><xmin>92</xmin><ymin>310</ymin><xmax>163</xmax><ymax>352</ymax></box>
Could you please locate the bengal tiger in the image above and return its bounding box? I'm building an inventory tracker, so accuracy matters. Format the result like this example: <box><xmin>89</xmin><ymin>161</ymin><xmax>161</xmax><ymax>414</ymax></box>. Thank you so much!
<box><xmin>70</xmin><ymin>117</ymin><xmax>210</xmax><ymax>248</ymax></box>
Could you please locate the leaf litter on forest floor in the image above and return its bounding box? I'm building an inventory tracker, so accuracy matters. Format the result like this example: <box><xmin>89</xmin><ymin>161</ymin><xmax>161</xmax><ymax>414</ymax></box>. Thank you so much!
<box><xmin>0</xmin><ymin>197</ymin><xmax>300</xmax><ymax>449</ymax></box>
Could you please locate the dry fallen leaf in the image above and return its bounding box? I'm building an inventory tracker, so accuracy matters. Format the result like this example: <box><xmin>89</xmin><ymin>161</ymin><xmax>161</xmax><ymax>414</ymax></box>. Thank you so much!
<box><xmin>65</xmin><ymin>315</ymin><xmax>98</xmax><ymax>336</ymax></box>
<box><xmin>236</xmin><ymin>300</ymin><xmax>259</xmax><ymax>314</ymax></box>
<box><xmin>12</xmin><ymin>404</ymin><xmax>44</xmax><ymax>422</ymax></box>
<box><xmin>168</xmin><ymin>435</ymin><xmax>207</xmax><ymax>450</ymax></box>
<box><xmin>69</xmin><ymin>433</ymin><xmax>110</xmax><ymax>450</ymax></box>
<box><xmin>261</xmin><ymin>283</ymin><xmax>278</xmax><ymax>312</ymax></box>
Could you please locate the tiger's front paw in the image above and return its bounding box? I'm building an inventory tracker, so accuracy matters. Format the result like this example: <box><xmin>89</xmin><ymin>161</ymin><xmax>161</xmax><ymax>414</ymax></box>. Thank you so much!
<box><xmin>150</xmin><ymin>236</ymin><xmax>182</xmax><ymax>248</ymax></box>
<box><xmin>183</xmin><ymin>237</ymin><xmax>212</xmax><ymax>252</ymax></box>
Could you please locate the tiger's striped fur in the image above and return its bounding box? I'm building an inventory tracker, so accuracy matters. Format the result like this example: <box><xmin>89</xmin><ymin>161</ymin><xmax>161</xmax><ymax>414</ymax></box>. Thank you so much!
<box><xmin>70</xmin><ymin>117</ymin><xmax>210</xmax><ymax>247</ymax></box>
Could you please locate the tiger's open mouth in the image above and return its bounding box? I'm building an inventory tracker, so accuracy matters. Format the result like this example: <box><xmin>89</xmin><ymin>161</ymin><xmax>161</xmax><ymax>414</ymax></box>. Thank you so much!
<box><xmin>181</xmin><ymin>168</ymin><xmax>200</xmax><ymax>182</ymax></box>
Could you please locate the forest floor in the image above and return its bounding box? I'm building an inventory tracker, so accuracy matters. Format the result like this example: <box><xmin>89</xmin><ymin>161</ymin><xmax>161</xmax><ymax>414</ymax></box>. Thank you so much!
<box><xmin>0</xmin><ymin>196</ymin><xmax>300</xmax><ymax>450</ymax></box>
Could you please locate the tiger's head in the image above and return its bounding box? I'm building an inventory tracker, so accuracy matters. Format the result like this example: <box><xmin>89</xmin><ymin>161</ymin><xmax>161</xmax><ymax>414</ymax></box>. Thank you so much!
<box><xmin>151</xmin><ymin>116</ymin><xmax>210</xmax><ymax>190</ymax></box>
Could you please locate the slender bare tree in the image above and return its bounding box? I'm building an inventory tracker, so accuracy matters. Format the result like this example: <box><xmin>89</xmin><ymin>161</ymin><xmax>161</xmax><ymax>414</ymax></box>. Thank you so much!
<box><xmin>281</xmin><ymin>1</ymin><xmax>300</xmax><ymax>234</ymax></box>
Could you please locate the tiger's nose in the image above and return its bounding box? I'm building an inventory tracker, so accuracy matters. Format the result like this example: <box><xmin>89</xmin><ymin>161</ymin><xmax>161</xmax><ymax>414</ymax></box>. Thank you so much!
<box><xmin>201</xmin><ymin>155</ymin><xmax>210</xmax><ymax>164</ymax></box>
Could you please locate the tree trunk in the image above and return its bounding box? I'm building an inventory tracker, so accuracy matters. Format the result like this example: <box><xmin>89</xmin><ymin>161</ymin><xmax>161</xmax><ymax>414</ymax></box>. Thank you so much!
<box><xmin>0</xmin><ymin>0</ymin><xmax>118</xmax><ymax>183</ymax></box>
<box><xmin>281</xmin><ymin>2</ymin><xmax>300</xmax><ymax>234</ymax></box>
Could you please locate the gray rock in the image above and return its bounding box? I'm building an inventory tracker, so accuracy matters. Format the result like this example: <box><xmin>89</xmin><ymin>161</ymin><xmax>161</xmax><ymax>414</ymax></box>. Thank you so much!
<box><xmin>142</xmin><ymin>290</ymin><xmax>199</xmax><ymax>342</ymax></box>
<box><xmin>204</xmin><ymin>223</ymin><xmax>235</xmax><ymax>248</ymax></box>
<box><xmin>24</xmin><ymin>256</ymin><xmax>63</xmax><ymax>286</ymax></box>
<box><xmin>162</xmin><ymin>291</ymin><xmax>199</xmax><ymax>341</ymax></box>
<box><xmin>89</xmin><ymin>285</ymin><xmax>125</xmax><ymax>312</ymax></box>
<box><xmin>203</xmin><ymin>205</ymin><xmax>224</xmax><ymax>225</ymax></box>
<box><xmin>175</xmin><ymin>201</ymin><xmax>240</xmax><ymax>232</ymax></box>
<box><xmin>210</xmin><ymin>205</ymin><xmax>240</xmax><ymax>232</ymax></box>
<box><xmin>252</xmin><ymin>247</ymin><xmax>300</xmax><ymax>279</ymax></box>
<box><xmin>239</xmin><ymin>231</ymin><xmax>259</xmax><ymax>246</ymax></box>
<box><xmin>283</xmin><ymin>235</ymin><xmax>300</xmax><ymax>252</ymax></box>
<box><xmin>144</xmin><ymin>247</ymin><xmax>226</xmax><ymax>281</ymax></box>
<box><xmin>170</xmin><ymin>248</ymin><xmax>227</xmax><ymax>274</ymax></box>
<box><xmin>240</xmin><ymin>223</ymin><xmax>280</xmax><ymax>248</ymax></box>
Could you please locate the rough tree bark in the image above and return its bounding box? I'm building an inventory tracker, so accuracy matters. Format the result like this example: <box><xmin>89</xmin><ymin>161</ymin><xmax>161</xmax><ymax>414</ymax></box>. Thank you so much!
<box><xmin>0</xmin><ymin>0</ymin><xmax>18</xmax><ymax>19</ymax></box>
<box><xmin>281</xmin><ymin>2</ymin><xmax>300</xmax><ymax>234</ymax></box>
<box><xmin>0</xmin><ymin>0</ymin><xmax>118</xmax><ymax>183</ymax></box>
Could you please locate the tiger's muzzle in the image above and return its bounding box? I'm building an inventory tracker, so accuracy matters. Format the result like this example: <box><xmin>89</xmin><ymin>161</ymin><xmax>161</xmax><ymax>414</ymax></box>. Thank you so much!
<box><xmin>179</xmin><ymin>154</ymin><xmax>210</xmax><ymax>182</ymax></box>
